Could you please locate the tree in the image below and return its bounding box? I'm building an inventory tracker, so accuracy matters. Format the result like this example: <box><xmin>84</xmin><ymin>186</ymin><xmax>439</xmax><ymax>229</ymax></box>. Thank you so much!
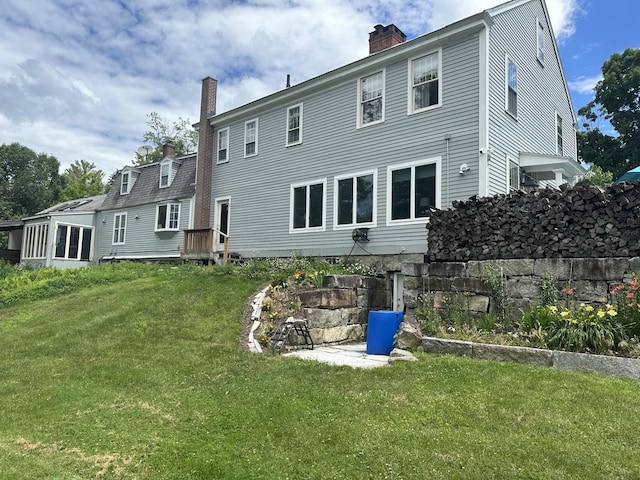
<box><xmin>578</xmin><ymin>48</ymin><xmax>640</xmax><ymax>178</ymax></box>
<box><xmin>584</xmin><ymin>163</ymin><xmax>613</xmax><ymax>186</ymax></box>
<box><xmin>135</xmin><ymin>112</ymin><xmax>198</xmax><ymax>164</ymax></box>
<box><xmin>0</xmin><ymin>142</ymin><xmax>63</xmax><ymax>219</ymax></box>
<box><xmin>59</xmin><ymin>159</ymin><xmax>105</xmax><ymax>201</ymax></box>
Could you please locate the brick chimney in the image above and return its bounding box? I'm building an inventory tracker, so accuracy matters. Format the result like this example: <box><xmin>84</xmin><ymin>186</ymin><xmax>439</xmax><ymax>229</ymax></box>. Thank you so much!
<box><xmin>162</xmin><ymin>142</ymin><xmax>175</xmax><ymax>158</ymax></box>
<box><xmin>369</xmin><ymin>24</ymin><xmax>406</xmax><ymax>54</ymax></box>
<box><xmin>194</xmin><ymin>76</ymin><xmax>217</xmax><ymax>229</ymax></box>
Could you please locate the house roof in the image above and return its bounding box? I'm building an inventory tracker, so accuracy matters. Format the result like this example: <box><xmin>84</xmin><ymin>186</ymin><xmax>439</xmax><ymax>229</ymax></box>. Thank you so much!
<box><xmin>27</xmin><ymin>194</ymin><xmax>107</xmax><ymax>219</ymax></box>
<box><xmin>0</xmin><ymin>220</ymin><xmax>24</xmax><ymax>231</ymax></box>
<box><xmin>100</xmin><ymin>154</ymin><xmax>196</xmax><ymax>211</ymax></box>
<box><xmin>519</xmin><ymin>152</ymin><xmax>587</xmax><ymax>177</ymax></box>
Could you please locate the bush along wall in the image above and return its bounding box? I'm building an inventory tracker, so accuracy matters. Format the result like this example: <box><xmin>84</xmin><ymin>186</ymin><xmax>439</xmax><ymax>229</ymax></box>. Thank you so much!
<box><xmin>426</xmin><ymin>180</ymin><xmax>640</xmax><ymax>262</ymax></box>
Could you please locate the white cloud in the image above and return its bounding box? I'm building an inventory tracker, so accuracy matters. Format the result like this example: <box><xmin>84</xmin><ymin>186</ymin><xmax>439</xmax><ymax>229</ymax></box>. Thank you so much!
<box><xmin>568</xmin><ymin>75</ymin><xmax>602</xmax><ymax>95</ymax></box>
<box><xmin>0</xmin><ymin>0</ymin><xmax>582</xmax><ymax>176</ymax></box>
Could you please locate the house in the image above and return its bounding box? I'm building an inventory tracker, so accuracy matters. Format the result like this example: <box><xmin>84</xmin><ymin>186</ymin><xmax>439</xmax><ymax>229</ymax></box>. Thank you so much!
<box><xmin>19</xmin><ymin>144</ymin><xmax>197</xmax><ymax>267</ymax></box>
<box><xmin>186</xmin><ymin>0</ymin><xmax>586</xmax><ymax>267</ymax></box>
<box><xmin>21</xmin><ymin>194</ymin><xmax>106</xmax><ymax>268</ymax></box>
<box><xmin>95</xmin><ymin>144</ymin><xmax>197</xmax><ymax>263</ymax></box>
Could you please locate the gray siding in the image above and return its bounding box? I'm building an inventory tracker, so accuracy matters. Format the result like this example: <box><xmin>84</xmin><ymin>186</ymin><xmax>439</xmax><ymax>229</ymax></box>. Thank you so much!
<box><xmin>209</xmin><ymin>33</ymin><xmax>482</xmax><ymax>258</ymax></box>
<box><xmin>487</xmin><ymin>0</ymin><xmax>577</xmax><ymax>195</ymax></box>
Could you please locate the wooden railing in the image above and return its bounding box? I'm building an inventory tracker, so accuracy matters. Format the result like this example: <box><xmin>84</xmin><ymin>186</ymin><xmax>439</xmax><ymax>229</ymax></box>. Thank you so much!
<box><xmin>182</xmin><ymin>228</ymin><xmax>230</xmax><ymax>264</ymax></box>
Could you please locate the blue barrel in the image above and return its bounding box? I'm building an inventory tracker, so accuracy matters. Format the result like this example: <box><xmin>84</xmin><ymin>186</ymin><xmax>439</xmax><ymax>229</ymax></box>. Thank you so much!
<box><xmin>366</xmin><ymin>310</ymin><xmax>404</xmax><ymax>355</ymax></box>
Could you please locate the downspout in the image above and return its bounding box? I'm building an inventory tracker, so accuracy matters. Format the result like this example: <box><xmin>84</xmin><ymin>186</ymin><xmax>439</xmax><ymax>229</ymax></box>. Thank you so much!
<box><xmin>445</xmin><ymin>134</ymin><xmax>451</xmax><ymax>208</ymax></box>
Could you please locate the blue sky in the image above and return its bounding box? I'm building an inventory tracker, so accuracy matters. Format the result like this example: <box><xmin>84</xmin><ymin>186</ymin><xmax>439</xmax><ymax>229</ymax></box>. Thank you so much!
<box><xmin>0</xmin><ymin>0</ymin><xmax>637</xmax><ymax>176</ymax></box>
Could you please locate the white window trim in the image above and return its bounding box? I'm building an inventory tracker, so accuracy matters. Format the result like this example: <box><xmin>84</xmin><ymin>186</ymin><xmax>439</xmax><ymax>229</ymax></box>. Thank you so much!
<box><xmin>244</xmin><ymin>119</ymin><xmax>259</xmax><ymax>157</ymax></box>
<box><xmin>113</xmin><ymin>213</ymin><xmax>127</xmax><ymax>245</ymax></box>
<box><xmin>507</xmin><ymin>156</ymin><xmax>520</xmax><ymax>193</ymax></box>
<box><xmin>217</xmin><ymin>127</ymin><xmax>229</xmax><ymax>164</ymax></box>
<box><xmin>386</xmin><ymin>157</ymin><xmax>441</xmax><ymax>226</ymax></box>
<box><xmin>53</xmin><ymin>222</ymin><xmax>94</xmax><ymax>261</ymax></box>
<box><xmin>120</xmin><ymin>171</ymin><xmax>130</xmax><ymax>195</ymax></box>
<box><xmin>333</xmin><ymin>169</ymin><xmax>378</xmax><ymax>229</ymax></box>
<box><xmin>22</xmin><ymin>222</ymin><xmax>49</xmax><ymax>259</ymax></box>
<box><xmin>536</xmin><ymin>19</ymin><xmax>545</xmax><ymax>64</ymax></box>
<box><xmin>407</xmin><ymin>48</ymin><xmax>442</xmax><ymax>115</ymax></box>
<box><xmin>289</xmin><ymin>178</ymin><xmax>326</xmax><ymax>233</ymax></box>
<box><xmin>357</xmin><ymin>70</ymin><xmax>385</xmax><ymax>128</ymax></box>
<box><xmin>159</xmin><ymin>160</ymin><xmax>171</xmax><ymax>188</ymax></box>
<box><xmin>155</xmin><ymin>202</ymin><xmax>181</xmax><ymax>232</ymax></box>
<box><xmin>286</xmin><ymin>103</ymin><xmax>303</xmax><ymax>147</ymax></box>
<box><xmin>505</xmin><ymin>56</ymin><xmax>518</xmax><ymax>119</ymax></box>
<box><xmin>556</xmin><ymin>112</ymin><xmax>564</xmax><ymax>156</ymax></box>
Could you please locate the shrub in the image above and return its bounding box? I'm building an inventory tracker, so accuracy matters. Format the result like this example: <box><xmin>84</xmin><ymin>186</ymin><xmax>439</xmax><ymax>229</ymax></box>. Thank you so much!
<box><xmin>611</xmin><ymin>278</ymin><xmax>640</xmax><ymax>337</ymax></box>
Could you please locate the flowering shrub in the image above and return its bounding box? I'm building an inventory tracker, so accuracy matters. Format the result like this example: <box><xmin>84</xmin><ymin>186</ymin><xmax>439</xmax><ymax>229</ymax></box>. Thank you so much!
<box><xmin>611</xmin><ymin>278</ymin><xmax>640</xmax><ymax>337</ymax></box>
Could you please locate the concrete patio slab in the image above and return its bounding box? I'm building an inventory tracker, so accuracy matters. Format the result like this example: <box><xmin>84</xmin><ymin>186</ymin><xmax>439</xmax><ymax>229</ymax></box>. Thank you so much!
<box><xmin>285</xmin><ymin>343</ymin><xmax>390</xmax><ymax>368</ymax></box>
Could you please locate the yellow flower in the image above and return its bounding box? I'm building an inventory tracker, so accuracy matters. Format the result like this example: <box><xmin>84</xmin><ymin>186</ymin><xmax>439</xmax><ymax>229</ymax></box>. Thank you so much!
<box><xmin>560</xmin><ymin>311</ymin><xmax>570</xmax><ymax>317</ymax></box>
<box><xmin>605</xmin><ymin>304</ymin><xmax>613</xmax><ymax>310</ymax></box>
<box><xmin>607</xmin><ymin>309</ymin><xmax>618</xmax><ymax>316</ymax></box>
<box><xmin>585</xmin><ymin>305</ymin><xmax>594</xmax><ymax>312</ymax></box>
<box><xmin>549</xmin><ymin>306</ymin><xmax>558</xmax><ymax>313</ymax></box>
<box><xmin>597</xmin><ymin>310</ymin><xmax>606</xmax><ymax>318</ymax></box>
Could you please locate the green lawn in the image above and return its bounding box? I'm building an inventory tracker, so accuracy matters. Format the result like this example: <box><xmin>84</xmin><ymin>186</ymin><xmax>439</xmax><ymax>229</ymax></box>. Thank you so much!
<box><xmin>1</xmin><ymin>264</ymin><xmax>639</xmax><ymax>479</ymax></box>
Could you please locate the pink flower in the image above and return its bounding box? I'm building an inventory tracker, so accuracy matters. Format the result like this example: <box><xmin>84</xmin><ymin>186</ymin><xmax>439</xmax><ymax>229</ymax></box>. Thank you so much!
<box><xmin>627</xmin><ymin>292</ymin><xmax>635</xmax><ymax>298</ymax></box>
<box><xmin>562</xmin><ymin>287</ymin><xmax>574</xmax><ymax>295</ymax></box>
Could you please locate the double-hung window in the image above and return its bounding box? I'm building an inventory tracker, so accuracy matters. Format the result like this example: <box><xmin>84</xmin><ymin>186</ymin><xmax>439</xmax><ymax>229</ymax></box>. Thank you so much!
<box><xmin>335</xmin><ymin>171</ymin><xmax>376</xmax><ymax>227</ymax></box>
<box><xmin>410</xmin><ymin>51</ymin><xmax>441</xmax><ymax>113</ymax></box>
<box><xmin>286</xmin><ymin>104</ymin><xmax>302</xmax><ymax>146</ymax></box>
<box><xmin>160</xmin><ymin>161</ymin><xmax>170</xmax><ymax>188</ymax></box>
<box><xmin>217</xmin><ymin>128</ymin><xmax>229</xmax><ymax>163</ymax></box>
<box><xmin>156</xmin><ymin>203</ymin><xmax>180</xmax><ymax>231</ymax></box>
<box><xmin>359</xmin><ymin>72</ymin><xmax>384</xmax><ymax>126</ymax></box>
<box><xmin>290</xmin><ymin>179</ymin><xmax>325</xmax><ymax>232</ymax></box>
<box><xmin>113</xmin><ymin>213</ymin><xmax>127</xmax><ymax>245</ymax></box>
<box><xmin>506</xmin><ymin>58</ymin><xmax>518</xmax><ymax>118</ymax></box>
<box><xmin>244</xmin><ymin>119</ymin><xmax>258</xmax><ymax>157</ymax></box>
<box><xmin>537</xmin><ymin>20</ymin><xmax>545</xmax><ymax>63</ymax></box>
<box><xmin>121</xmin><ymin>172</ymin><xmax>130</xmax><ymax>195</ymax></box>
<box><xmin>556</xmin><ymin>113</ymin><xmax>564</xmax><ymax>155</ymax></box>
<box><xmin>54</xmin><ymin>224</ymin><xmax>93</xmax><ymax>261</ymax></box>
<box><xmin>387</xmin><ymin>158</ymin><xmax>440</xmax><ymax>224</ymax></box>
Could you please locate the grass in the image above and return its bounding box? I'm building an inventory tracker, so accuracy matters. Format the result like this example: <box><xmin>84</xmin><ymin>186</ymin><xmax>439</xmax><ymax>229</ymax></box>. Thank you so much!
<box><xmin>1</xmin><ymin>264</ymin><xmax>640</xmax><ymax>479</ymax></box>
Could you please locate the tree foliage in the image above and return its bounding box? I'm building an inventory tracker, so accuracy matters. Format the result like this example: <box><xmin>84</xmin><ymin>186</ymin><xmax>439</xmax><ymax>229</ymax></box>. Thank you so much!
<box><xmin>0</xmin><ymin>142</ymin><xmax>63</xmax><ymax>219</ymax></box>
<box><xmin>578</xmin><ymin>48</ymin><xmax>640</xmax><ymax>179</ymax></box>
<box><xmin>135</xmin><ymin>112</ymin><xmax>198</xmax><ymax>165</ymax></box>
<box><xmin>59</xmin><ymin>159</ymin><xmax>105</xmax><ymax>201</ymax></box>
<box><xmin>584</xmin><ymin>163</ymin><xmax>613</xmax><ymax>186</ymax></box>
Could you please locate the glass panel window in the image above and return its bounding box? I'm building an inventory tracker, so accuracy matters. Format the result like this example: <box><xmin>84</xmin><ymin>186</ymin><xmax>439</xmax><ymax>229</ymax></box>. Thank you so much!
<box><xmin>556</xmin><ymin>113</ymin><xmax>564</xmax><ymax>155</ymax></box>
<box><xmin>388</xmin><ymin>159</ymin><xmax>439</xmax><ymax>223</ymax></box>
<box><xmin>244</xmin><ymin>119</ymin><xmax>258</xmax><ymax>156</ymax></box>
<box><xmin>287</xmin><ymin>104</ymin><xmax>302</xmax><ymax>146</ymax></box>
<box><xmin>360</xmin><ymin>72</ymin><xmax>383</xmax><ymax>126</ymax></box>
<box><xmin>336</xmin><ymin>172</ymin><xmax>375</xmax><ymax>226</ymax></box>
<box><xmin>537</xmin><ymin>20</ymin><xmax>545</xmax><ymax>63</ymax></box>
<box><xmin>412</xmin><ymin>52</ymin><xmax>440</xmax><ymax>112</ymax></box>
<box><xmin>113</xmin><ymin>213</ymin><xmax>126</xmax><ymax>244</ymax></box>
<box><xmin>507</xmin><ymin>59</ymin><xmax>518</xmax><ymax>117</ymax></box>
<box><xmin>290</xmin><ymin>179</ymin><xmax>325</xmax><ymax>231</ymax></box>
<box><xmin>217</xmin><ymin>128</ymin><xmax>229</xmax><ymax>163</ymax></box>
<box><xmin>156</xmin><ymin>203</ymin><xmax>180</xmax><ymax>231</ymax></box>
<box><xmin>121</xmin><ymin>172</ymin><xmax>129</xmax><ymax>194</ymax></box>
<box><xmin>23</xmin><ymin>223</ymin><xmax>48</xmax><ymax>259</ymax></box>
<box><xmin>53</xmin><ymin>224</ymin><xmax>93</xmax><ymax>260</ymax></box>
<box><xmin>509</xmin><ymin>159</ymin><xmax>520</xmax><ymax>192</ymax></box>
<box><xmin>160</xmin><ymin>162</ymin><xmax>170</xmax><ymax>187</ymax></box>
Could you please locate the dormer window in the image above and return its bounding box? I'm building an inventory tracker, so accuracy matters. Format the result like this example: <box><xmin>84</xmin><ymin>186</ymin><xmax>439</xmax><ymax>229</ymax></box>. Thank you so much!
<box><xmin>121</xmin><ymin>172</ymin><xmax>130</xmax><ymax>195</ymax></box>
<box><xmin>160</xmin><ymin>161</ymin><xmax>171</xmax><ymax>188</ymax></box>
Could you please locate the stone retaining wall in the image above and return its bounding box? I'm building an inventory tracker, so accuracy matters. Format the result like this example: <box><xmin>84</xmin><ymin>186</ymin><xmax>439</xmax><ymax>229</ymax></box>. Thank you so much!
<box><xmin>422</xmin><ymin>336</ymin><xmax>640</xmax><ymax>380</ymax></box>
<box><xmin>402</xmin><ymin>257</ymin><xmax>640</xmax><ymax>319</ymax></box>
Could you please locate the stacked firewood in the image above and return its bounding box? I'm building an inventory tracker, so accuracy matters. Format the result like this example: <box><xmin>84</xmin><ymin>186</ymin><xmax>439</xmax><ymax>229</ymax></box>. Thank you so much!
<box><xmin>427</xmin><ymin>181</ymin><xmax>640</xmax><ymax>261</ymax></box>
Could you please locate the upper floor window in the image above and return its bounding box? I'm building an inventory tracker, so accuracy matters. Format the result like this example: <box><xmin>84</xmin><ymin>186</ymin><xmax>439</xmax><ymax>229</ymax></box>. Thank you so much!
<box><xmin>54</xmin><ymin>224</ymin><xmax>93</xmax><ymax>261</ymax></box>
<box><xmin>290</xmin><ymin>179</ymin><xmax>325</xmax><ymax>232</ymax></box>
<box><xmin>113</xmin><ymin>213</ymin><xmax>127</xmax><ymax>245</ymax></box>
<box><xmin>22</xmin><ymin>223</ymin><xmax>48</xmax><ymax>259</ymax></box>
<box><xmin>506</xmin><ymin>58</ymin><xmax>518</xmax><ymax>118</ymax></box>
<box><xmin>244</xmin><ymin>119</ymin><xmax>258</xmax><ymax>157</ymax></box>
<box><xmin>537</xmin><ymin>20</ymin><xmax>545</xmax><ymax>63</ymax></box>
<box><xmin>156</xmin><ymin>203</ymin><xmax>180</xmax><ymax>231</ymax></box>
<box><xmin>359</xmin><ymin>71</ymin><xmax>384</xmax><ymax>127</ymax></box>
<box><xmin>286</xmin><ymin>104</ymin><xmax>303</xmax><ymax>146</ymax></box>
<box><xmin>387</xmin><ymin>158</ymin><xmax>440</xmax><ymax>224</ymax></box>
<box><xmin>217</xmin><ymin>128</ymin><xmax>229</xmax><ymax>164</ymax></box>
<box><xmin>121</xmin><ymin>172</ymin><xmax>130</xmax><ymax>195</ymax></box>
<box><xmin>556</xmin><ymin>113</ymin><xmax>564</xmax><ymax>155</ymax></box>
<box><xmin>160</xmin><ymin>161</ymin><xmax>171</xmax><ymax>188</ymax></box>
<box><xmin>410</xmin><ymin>51</ymin><xmax>440</xmax><ymax>113</ymax></box>
<box><xmin>335</xmin><ymin>171</ymin><xmax>376</xmax><ymax>227</ymax></box>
